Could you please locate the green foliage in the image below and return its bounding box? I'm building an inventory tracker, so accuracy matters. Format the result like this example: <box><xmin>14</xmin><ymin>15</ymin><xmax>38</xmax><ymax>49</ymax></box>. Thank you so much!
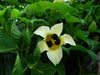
<box><xmin>21</xmin><ymin>28</ymin><xmax>33</xmax><ymax>48</ymax></box>
<box><xmin>31</xmin><ymin>62</ymin><xmax>65</xmax><ymax>75</ymax></box>
<box><xmin>11</xmin><ymin>22</ymin><xmax>21</xmax><ymax>43</ymax></box>
<box><xmin>62</xmin><ymin>45</ymin><xmax>97</xmax><ymax>63</ymax></box>
<box><xmin>12</xmin><ymin>54</ymin><xmax>24</xmax><ymax>75</ymax></box>
<box><xmin>55</xmin><ymin>63</ymin><xmax>66</xmax><ymax>75</ymax></box>
<box><xmin>29</xmin><ymin>1</ymin><xmax>80</xmax><ymax>23</ymax></box>
<box><xmin>0</xmin><ymin>0</ymin><xmax>99</xmax><ymax>75</ymax></box>
<box><xmin>4</xmin><ymin>7</ymin><xmax>11</xmax><ymax>20</ymax></box>
<box><xmin>33</xmin><ymin>44</ymin><xmax>41</xmax><ymax>61</ymax></box>
<box><xmin>75</xmin><ymin>29</ymin><xmax>87</xmax><ymax>42</ymax></box>
<box><xmin>0</xmin><ymin>33</ymin><xmax>17</xmax><ymax>52</ymax></box>
<box><xmin>88</xmin><ymin>20</ymin><xmax>97</xmax><ymax>33</ymax></box>
<box><xmin>11</xmin><ymin>8</ymin><xmax>21</xmax><ymax>18</ymax></box>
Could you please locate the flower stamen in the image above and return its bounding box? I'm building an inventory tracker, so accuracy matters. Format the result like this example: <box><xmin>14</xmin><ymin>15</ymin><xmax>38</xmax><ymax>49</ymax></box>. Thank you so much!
<box><xmin>46</xmin><ymin>34</ymin><xmax>61</xmax><ymax>50</ymax></box>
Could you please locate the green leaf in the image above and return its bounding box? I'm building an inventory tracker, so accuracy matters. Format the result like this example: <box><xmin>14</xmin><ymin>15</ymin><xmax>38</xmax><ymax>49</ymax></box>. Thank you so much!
<box><xmin>31</xmin><ymin>62</ymin><xmax>65</xmax><ymax>75</ymax></box>
<box><xmin>68</xmin><ymin>45</ymin><xmax>97</xmax><ymax>63</ymax></box>
<box><xmin>86</xmin><ymin>39</ymin><xmax>100</xmax><ymax>50</ymax></box>
<box><xmin>36</xmin><ymin>1</ymin><xmax>52</xmax><ymax>13</ymax></box>
<box><xmin>0</xmin><ymin>8</ymin><xmax>7</xmax><ymax>18</ymax></box>
<box><xmin>30</xmin><ymin>1</ymin><xmax>52</xmax><ymax>18</ymax></box>
<box><xmin>64</xmin><ymin>14</ymin><xmax>80</xmax><ymax>22</ymax></box>
<box><xmin>0</xmin><ymin>34</ymin><xmax>17</xmax><ymax>52</ymax></box>
<box><xmin>11</xmin><ymin>22</ymin><xmax>21</xmax><ymax>43</ymax></box>
<box><xmin>4</xmin><ymin>7</ymin><xmax>11</xmax><ymax>20</ymax></box>
<box><xmin>48</xmin><ymin>11</ymin><xmax>61</xmax><ymax>22</ymax></box>
<box><xmin>22</xmin><ymin>5</ymin><xmax>32</xmax><ymax>19</ymax></box>
<box><xmin>88</xmin><ymin>20</ymin><xmax>97</xmax><ymax>33</ymax></box>
<box><xmin>62</xmin><ymin>46</ymin><xmax>70</xmax><ymax>56</ymax></box>
<box><xmin>33</xmin><ymin>44</ymin><xmax>41</xmax><ymax>61</ymax></box>
<box><xmin>25</xmin><ymin>0</ymin><xmax>34</xmax><ymax>3</ymax></box>
<box><xmin>0</xmin><ymin>7</ymin><xmax>11</xmax><ymax>21</ymax></box>
<box><xmin>0</xmin><ymin>8</ymin><xmax>7</xmax><ymax>24</ymax></box>
<box><xmin>87</xmin><ymin>50</ymin><xmax>97</xmax><ymax>64</ymax></box>
<box><xmin>12</xmin><ymin>54</ymin><xmax>23</xmax><ymax>75</ymax></box>
<box><xmin>3</xmin><ymin>0</ymin><xmax>19</xmax><ymax>4</ymax></box>
<box><xmin>29</xmin><ymin>4</ymin><xmax>37</xmax><ymax>13</ymax></box>
<box><xmin>84</xmin><ymin>10</ymin><xmax>92</xmax><ymax>24</ymax></box>
<box><xmin>31</xmin><ymin>69</ymin><xmax>39</xmax><ymax>75</ymax></box>
<box><xmin>75</xmin><ymin>29</ymin><xmax>87</xmax><ymax>42</ymax></box>
<box><xmin>52</xmin><ymin>2</ymin><xmax>78</xmax><ymax>16</ymax></box>
<box><xmin>11</xmin><ymin>9</ymin><xmax>21</xmax><ymax>18</ymax></box>
<box><xmin>32</xmin><ymin>18</ymin><xmax>47</xmax><ymax>24</ymax></box>
<box><xmin>96</xmin><ymin>28</ymin><xmax>100</xmax><ymax>33</ymax></box>
<box><xmin>35</xmin><ymin>62</ymin><xmax>56</xmax><ymax>75</ymax></box>
<box><xmin>21</xmin><ymin>28</ymin><xmax>32</xmax><ymax>48</ymax></box>
<box><xmin>85</xmin><ymin>1</ymin><xmax>93</xmax><ymax>5</ymax></box>
<box><xmin>18</xmin><ymin>17</ymin><xmax>31</xmax><ymax>25</ymax></box>
<box><xmin>55</xmin><ymin>63</ymin><xmax>66</xmax><ymax>75</ymax></box>
<box><xmin>0</xmin><ymin>5</ymin><xmax>5</xmax><ymax>9</ymax></box>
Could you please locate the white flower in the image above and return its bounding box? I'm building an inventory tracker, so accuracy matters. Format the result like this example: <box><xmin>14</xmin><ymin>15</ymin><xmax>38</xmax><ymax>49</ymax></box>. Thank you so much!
<box><xmin>34</xmin><ymin>23</ymin><xmax>76</xmax><ymax>65</ymax></box>
<box><xmin>53</xmin><ymin>0</ymin><xmax>70</xmax><ymax>3</ymax></box>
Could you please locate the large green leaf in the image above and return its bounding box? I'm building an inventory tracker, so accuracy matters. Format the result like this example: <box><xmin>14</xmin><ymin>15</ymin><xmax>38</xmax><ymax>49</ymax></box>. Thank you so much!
<box><xmin>0</xmin><ymin>8</ymin><xmax>7</xmax><ymax>25</ymax></box>
<box><xmin>0</xmin><ymin>7</ymin><xmax>11</xmax><ymax>21</ymax></box>
<box><xmin>12</xmin><ymin>54</ymin><xmax>23</xmax><ymax>75</ymax></box>
<box><xmin>21</xmin><ymin>28</ymin><xmax>33</xmax><ymax>48</ymax></box>
<box><xmin>88</xmin><ymin>20</ymin><xmax>97</xmax><ymax>33</ymax></box>
<box><xmin>64</xmin><ymin>14</ymin><xmax>80</xmax><ymax>22</ymax></box>
<box><xmin>0</xmin><ymin>34</ymin><xmax>17</xmax><ymax>52</ymax></box>
<box><xmin>31</xmin><ymin>61</ymin><xmax>65</xmax><ymax>75</ymax></box>
<box><xmin>86</xmin><ymin>39</ymin><xmax>100</xmax><ymax>50</ymax></box>
<box><xmin>29</xmin><ymin>1</ymin><xmax>78</xmax><ymax>20</ymax></box>
<box><xmin>4</xmin><ymin>7</ymin><xmax>11</xmax><ymax>20</ymax></box>
<box><xmin>55</xmin><ymin>63</ymin><xmax>66</xmax><ymax>75</ymax></box>
<box><xmin>22</xmin><ymin>5</ymin><xmax>32</xmax><ymax>19</ymax></box>
<box><xmin>11</xmin><ymin>8</ymin><xmax>21</xmax><ymax>18</ymax></box>
<box><xmin>62</xmin><ymin>45</ymin><xmax>97</xmax><ymax>63</ymax></box>
<box><xmin>75</xmin><ymin>29</ymin><xmax>87</xmax><ymax>42</ymax></box>
<box><xmin>52</xmin><ymin>2</ymin><xmax>78</xmax><ymax>16</ymax></box>
<box><xmin>18</xmin><ymin>17</ymin><xmax>31</xmax><ymax>25</ymax></box>
<box><xmin>36</xmin><ymin>1</ymin><xmax>52</xmax><ymax>13</ymax></box>
<box><xmin>33</xmin><ymin>44</ymin><xmax>41</xmax><ymax>61</ymax></box>
<box><xmin>0</xmin><ymin>8</ymin><xmax>7</xmax><ymax>18</ymax></box>
<box><xmin>62</xmin><ymin>46</ymin><xmax>70</xmax><ymax>56</ymax></box>
<box><xmin>11</xmin><ymin>22</ymin><xmax>21</xmax><ymax>43</ymax></box>
<box><xmin>32</xmin><ymin>62</ymin><xmax>56</xmax><ymax>75</ymax></box>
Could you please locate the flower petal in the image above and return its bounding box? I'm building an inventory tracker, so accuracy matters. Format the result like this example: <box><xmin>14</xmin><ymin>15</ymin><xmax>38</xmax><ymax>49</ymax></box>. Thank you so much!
<box><xmin>51</xmin><ymin>23</ymin><xmax>63</xmax><ymax>36</ymax></box>
<box><xmin>34</xmin><ymin>26</ymin><xmax>50</xmax><ymax>38</ymax></box>
<box><xmin>61</xmin><ymin>34</ymin><xmax>76</xmax><ymax>46</ymax></box>
<box><xmin>38</xmin><ymin>40</ymin><xmax>49</xmax><ymax>53</ymax></box>
<box><xmin>47</xmin><ymin>47</ymin><xmax>63</xmax><ymax>65</ymax></box>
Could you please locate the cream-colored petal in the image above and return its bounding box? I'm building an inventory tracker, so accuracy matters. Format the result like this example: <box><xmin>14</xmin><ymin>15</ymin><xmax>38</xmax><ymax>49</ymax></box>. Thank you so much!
<box><xmin>47</xmin><ymin>47</ymin><xmax>63</xmax><ymax>66</ymax></box>
<box><xmin>51</xmin><ymin>23</ymin><xmax>63</xmax><ymax>36</ymax></box>
<box><xmin>61</xmin><ymin>34</ymin><xmax>76</xmax><ymax>46</ymax></box>
<box><xmin>38</xmin><ymin>40</ymin><xmax>49</xmax><ymax>53</ymax></box>
<box><xmin>34</xmin><ymin>26</ymin><xmax>50</xmax><ymax>38</ymax></box>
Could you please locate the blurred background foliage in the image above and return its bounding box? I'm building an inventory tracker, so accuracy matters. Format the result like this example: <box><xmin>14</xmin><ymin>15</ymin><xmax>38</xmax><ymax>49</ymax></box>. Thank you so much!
<box><xmin>0</xmin><ymin>0</ymin><xmax>100</xmax><ymax>75</ymax></box>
